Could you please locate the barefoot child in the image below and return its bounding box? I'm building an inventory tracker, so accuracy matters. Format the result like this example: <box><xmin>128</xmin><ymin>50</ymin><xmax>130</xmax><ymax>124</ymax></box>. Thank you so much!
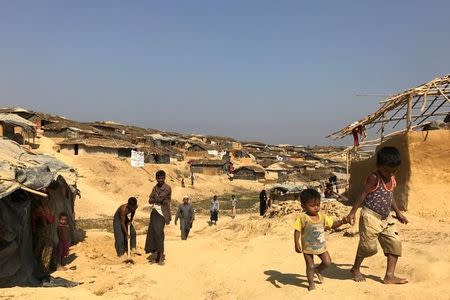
<box><xmin>293</xmin><ymin>189</ymin><xmax>347</xmax><ymax>291</ymax></box>
<box><xmin>57</xmin><ymin>212</ymin><xmax>71</xmax><ymax>270</ymax></box>
<box><xmin>230</xmin><ymin>195</ymin><xmax>237</xmax><ymax>219</ymax></box>
<box><xmin>345</xmin><ymin>146</ymin><xmax>409</xmax><ymax>284</ymax></box>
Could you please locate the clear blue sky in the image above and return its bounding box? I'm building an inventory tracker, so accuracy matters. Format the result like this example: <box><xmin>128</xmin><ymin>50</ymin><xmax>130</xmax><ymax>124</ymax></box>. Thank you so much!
<box><xmin>1</xmin><ymin>1</ymin><xmax>449</xmax><ymax>145</ymax></box>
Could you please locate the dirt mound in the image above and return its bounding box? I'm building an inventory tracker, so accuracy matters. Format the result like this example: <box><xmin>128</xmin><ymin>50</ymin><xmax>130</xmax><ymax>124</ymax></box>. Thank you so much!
<box><xmin>264</xmin><ymin>200</ymin><xmax>349</xmax><ymax>219</ymax></box>
<box><xmin>349</xmin><ymin>130</ymin><xmax>450</xmax><ymax>217</ymax></box>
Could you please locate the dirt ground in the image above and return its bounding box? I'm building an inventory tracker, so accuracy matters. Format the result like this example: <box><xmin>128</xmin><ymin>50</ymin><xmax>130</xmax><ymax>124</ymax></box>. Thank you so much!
<box><xmin>2</xmin><ymin>211</ymin><xmax>450</xmax><ymax>300</ymax></box>
<box><xmin>34</xmin><ymin>135</ymin><xmax>265</xmax><ymax>219</ymax></box>
<box><xmin>3</xmin><ymin>135</ymin><xmax>450</xmax><ymax>299</ymax></box>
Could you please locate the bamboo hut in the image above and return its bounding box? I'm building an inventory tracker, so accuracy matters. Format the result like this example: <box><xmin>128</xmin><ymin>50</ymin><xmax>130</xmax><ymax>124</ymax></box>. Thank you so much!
<box><xmin>233</xmin><ymin>166</ymin><xmax>265</xmax><ymax>181</ymax></box>
<box><xmin>58</xmin><ymin>137</ymin><xmax>136</xmax><ymax>157</ymax></box>
<box><xmin>0</xmin><ymin>113</ymin><xmax>37</xmax><ymax>145</ymax></box>
<box><xmin>328</xmin><ymin>74</ymin><xmax>450</xmax><ymax>211</ymax></box>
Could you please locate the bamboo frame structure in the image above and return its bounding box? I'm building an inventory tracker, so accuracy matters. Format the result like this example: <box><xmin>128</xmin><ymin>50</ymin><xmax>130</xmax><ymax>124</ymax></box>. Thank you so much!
<box><xmin>328</xmin><ymin>74</ymin><xmax>450</xmax><ymax>190</ymax></box>
<box><xmin>328</xmin><ymin>74</ymin><xmax>450</xmax><ymax>141</ymax></box>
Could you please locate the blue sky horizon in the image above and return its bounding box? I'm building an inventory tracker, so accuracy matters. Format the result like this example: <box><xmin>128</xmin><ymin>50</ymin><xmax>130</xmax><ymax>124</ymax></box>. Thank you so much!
<box><xmin>1</xmin><ymin>1</ymin><xmax>449</xmax><ymax>146</ymax></box>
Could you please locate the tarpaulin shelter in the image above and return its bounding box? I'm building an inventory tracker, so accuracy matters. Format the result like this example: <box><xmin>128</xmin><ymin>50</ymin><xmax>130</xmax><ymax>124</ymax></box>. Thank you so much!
<box><xmin>0</xmin><ymin>139</ymin><xmax>78</xmax><ymax>287</ymax></box>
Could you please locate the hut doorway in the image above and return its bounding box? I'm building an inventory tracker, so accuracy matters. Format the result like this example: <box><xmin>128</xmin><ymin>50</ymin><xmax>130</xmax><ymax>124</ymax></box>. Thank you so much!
<box><xmin>74</xmin><ymin>144</ymin><xmax>79</xmax><ymax>155</ymax></box>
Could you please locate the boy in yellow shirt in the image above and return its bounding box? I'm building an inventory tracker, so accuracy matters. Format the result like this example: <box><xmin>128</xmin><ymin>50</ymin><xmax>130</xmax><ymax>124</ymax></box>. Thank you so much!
<box><xmin>293</xmin><ymin>189</ymin><xmax>347</xmax><ymax>291</ymax></box>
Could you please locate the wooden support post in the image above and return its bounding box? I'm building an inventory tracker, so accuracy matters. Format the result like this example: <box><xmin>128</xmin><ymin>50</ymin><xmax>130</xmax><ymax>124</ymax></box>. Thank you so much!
<box><xmin>407</xmin><ymin>94</ymin><xmax>413</xmax><ymax>131</ymax></box>
<box><xmin>381</xmin><ymin>112</ymin><xmax>386</xmax><ymax>142</ymax></box>
<box><xmin>346</xmin><ymin>151</ymin><xmax>350</xmax><ymax>187</ymax></box>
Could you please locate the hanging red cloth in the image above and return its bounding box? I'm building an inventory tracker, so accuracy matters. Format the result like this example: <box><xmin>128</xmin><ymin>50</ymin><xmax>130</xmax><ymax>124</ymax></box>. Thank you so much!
<box><xmin>352</xmin><ymin>128</ymin><xmax>359</xmax><ymax>146</ymax></box>
<box><xmin>351</xmin><ymin>125</ymin><xmax>364</xmax><ymax>146</ymax></box>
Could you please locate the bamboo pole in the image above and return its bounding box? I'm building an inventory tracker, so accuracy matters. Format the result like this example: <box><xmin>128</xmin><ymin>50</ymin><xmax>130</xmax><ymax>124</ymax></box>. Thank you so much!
<box><xmin>346</xmin><ymin>151</ymin><xmax>349</xmax><ymax>187</ymax></box>
<box><xmin>0</xmin><ymin>177</ymin><xmax>49</xmax><ymax>197</ymax></box>
<box><xmin>407</xmin><ymin>94</ymin><xmax>413</xmax><ymax>131</ymax></box>
<box><xmin>434</xmin><ymin>83</ymin><xmax>450</xmax><ymax>103</ymax></box>
<box><xmin>20</xmin><ymin>186</ymin><xmax>48</xmax><ymax>197</ymax></box>
<box><xmin>418</xmin><ymin>100</ymin><xmax>449</xmax><ymax>125</ymax></box>
<box><xmin>380</xmin><ymin>112</ymin><xmax>386</xmax><ymax>142</ymax></box>
<box><xmin>370</xmin><ymin>112</ymin><xmax>450</xmax><ymax>125</ymax></box>
<box><xmin>413</xmin><ymin>83</ymin><xmax>450</xmax><ymax>122</ymax></box>
<box><xmin>357</xmin><ymin>126</ymin><xmax>420</xmax><ymax>147</ymax></box>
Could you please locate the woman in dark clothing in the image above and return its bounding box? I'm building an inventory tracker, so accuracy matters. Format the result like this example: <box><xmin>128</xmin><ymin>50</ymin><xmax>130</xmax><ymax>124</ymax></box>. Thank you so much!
<box><xmin>259</xmin><ymin>190</ymin><xmax>268</xmax><ymax>216</ymax></box>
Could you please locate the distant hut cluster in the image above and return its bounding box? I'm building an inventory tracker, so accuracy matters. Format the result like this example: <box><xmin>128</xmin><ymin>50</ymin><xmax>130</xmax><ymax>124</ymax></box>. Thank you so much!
<box><xmin>0</xmin><ymin>107</ymin><xmax>347</xmax><ymax>188</ymax></box>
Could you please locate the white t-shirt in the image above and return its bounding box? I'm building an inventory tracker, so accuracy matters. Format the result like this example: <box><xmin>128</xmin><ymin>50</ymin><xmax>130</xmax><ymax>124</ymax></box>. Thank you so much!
<box><xmin>211</xmin><ymin>200</ymin><xmax>219</xmax><ymax>211</ymax></box>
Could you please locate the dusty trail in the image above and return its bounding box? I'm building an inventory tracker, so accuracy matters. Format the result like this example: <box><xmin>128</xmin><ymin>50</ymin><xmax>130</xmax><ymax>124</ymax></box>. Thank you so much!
<box><xmin>2</xmin><ymin>212</ymin><xmax>450</xmax><ymax>300</ymax></box>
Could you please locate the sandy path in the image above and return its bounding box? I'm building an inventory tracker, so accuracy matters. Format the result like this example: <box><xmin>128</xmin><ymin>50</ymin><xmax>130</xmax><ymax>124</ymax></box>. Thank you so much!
<box><xmin>6</xmin><ymin>135</ymin><xmax>448</xmax><ymax>299</ymax></box>
<box><xmin>2</xmin><ymin>212</ymin><xmax>450</xmax><ymax>300</ymax></box>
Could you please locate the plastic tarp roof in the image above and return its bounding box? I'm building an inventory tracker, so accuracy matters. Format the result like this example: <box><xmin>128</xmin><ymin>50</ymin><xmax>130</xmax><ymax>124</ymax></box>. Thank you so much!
<box><xmin>268</xmin><ymin>184</ymin><xmax>306</xmax><ymax>193</ymax></box>
<box><xmin>0</xmin><ymin>139</ymin><xmax>77</xmax><ymax>198</ymax></box>
<box><xmin>0</xmin><ymin>113</ymin><xmax>36</xmax><ymax>132</ymax></box>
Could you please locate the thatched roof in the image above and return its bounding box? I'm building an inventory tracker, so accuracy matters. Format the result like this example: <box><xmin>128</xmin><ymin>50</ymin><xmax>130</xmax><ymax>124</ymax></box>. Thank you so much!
<box><xmin>42</xmin><ymin>120</ymin><xmax>98</xmax><ymax>133</ymax></box>
<box><xmin>234</xmin><ymin>166</ymin><xmax>265</xmax><ymax>174</ymax></box>
<box><xmin>258</xmin><ymin>159</ymin><xmax>277</xmax><ymax>168</ymax></box>
<box><xmin>188</xmin><ymin>159</ymin><xmax>226</xmax><ymax>166</ymax></box>
<box><xmin>137</xmin><ymin>145</ymin><xmax>170</xmax><ymax>155</ymax></box>
<box><xmin>288</xmin><ymin>160</ymin><xmax>318</xmax><ymax>168</ymax></box>
<box><xmin>188</xmin><ymin>142</ymin><xmax>219</xmax><ymax>151</ymax></box>
<box><xmin>241</xmin><ymin>141</ymin><xmax>267</xmax><ymax>147</ymax></box>
<box><xmin>265</xmin><ymin>162</ymin><xmax>293</xmax><ymax>172</ymax></box>
<box><xmin>147</xmin><ymin>133</ymin><xmax>176</xmax><ymax>142</ymax></box>
<box><xmin>27</xmin><ymin>112</ymin><xmax>66</xmax><ymax>123</ymax></box>
<box><xmin>329</xmin><ymin>74</ymin><xmax>450</xmax><ymax>140</ymax></box>
<box><xmin>0</xmin><ymin>107</ymin><xmax>30</xmax><ymax>113</ymax></box>
<box><xmin>90</xmin><ymin>121</ymin><xmax>150</xmax><ymax>136</ymax></box>
<box><xmin>249</xmin><ymin>151</ymin><xmax>278</xmax><ymax>159</ymax></box>
<box><xmin>0</xmin><ymin>113</ymin><xmax>36</xmax><ymax>132</ymax></box>
<box><xmin>58</xmin><ymin>137</ymin><xmax>135</xmax><ymax>149</ymax></box>
<box><xmin>205</xmin><ymin>135</ymin><xmax>236</xmax><ymax>142</ymax></box>
<box><xmin>0</xmin><ymin>108</ymin><xmax>68</xmax><ymax>124</ymax></box>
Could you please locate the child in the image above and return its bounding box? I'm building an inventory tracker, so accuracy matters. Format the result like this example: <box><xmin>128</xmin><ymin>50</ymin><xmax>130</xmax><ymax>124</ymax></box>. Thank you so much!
<box><xmin>324</xmin><ymin>182</ymin><xmax>334</xmax><ymax>198</ymax></box>
<box><xmin>210</xmin><ymin>195</ymin><xmax>219</xmax><ymax>225</ymax></box>
<box><xmin>230</xmin><ymin>195</ymin><xmax>237</xmax><ymax>219</ymax></box>
<box><xmin>293</xmin><ymin>189</ymin><xmax>347</xmax><ymax>291</ymax></box>
<box><xmin>345</xmin><ymin>146</ymin><xmax>408</xmax><ymax>284</ymax></box>
<box><xmin>57</xmin><ymin>212</ymin><xmax>71</xmax><ymax>270</ymax></box>
<box><xmin>175</xmin><ymin>195</ymin><xmax>195</xmax><ymax>240</ymax></box>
